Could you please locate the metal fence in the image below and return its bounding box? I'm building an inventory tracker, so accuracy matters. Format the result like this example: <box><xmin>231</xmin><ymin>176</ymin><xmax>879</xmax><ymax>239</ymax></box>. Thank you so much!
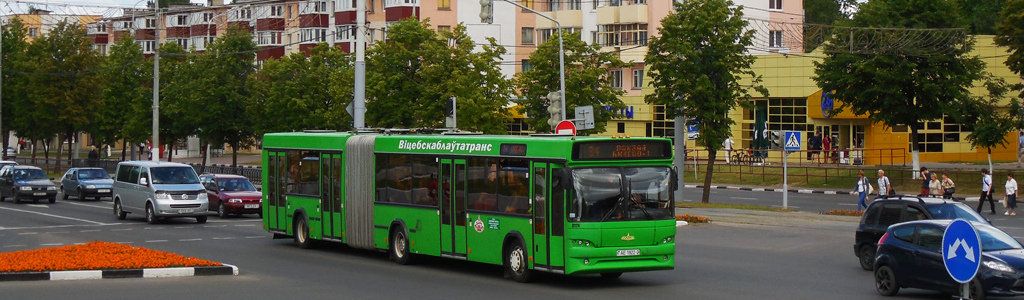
<box><xmin>13</xmin><ymin>158</ymin><xmax>261</xmax><ymax>185</ymax></box>
<box><xmin>687</xmin><ymin>148</ymin><xmax>909</xmax><ymax>167</ymax></box>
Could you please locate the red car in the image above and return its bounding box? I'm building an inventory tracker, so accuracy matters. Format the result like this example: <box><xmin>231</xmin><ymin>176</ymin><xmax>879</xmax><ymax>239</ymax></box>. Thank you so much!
<box><xmin>199</xmin><ymin>174</ymin><xmax>262</xmax><ymax>218</ymax></box>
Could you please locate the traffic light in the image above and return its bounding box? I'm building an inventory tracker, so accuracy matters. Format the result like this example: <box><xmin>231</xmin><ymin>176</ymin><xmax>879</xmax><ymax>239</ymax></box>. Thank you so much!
<box><xmin>480</xmin><ymin>0</ymin><xmax>494</xmax><ymax>24</ymax></box>
<box><xmin>444</xmin><ymin>97</ymin><xmax>455</xmax><ymax>117</ymax></box>
<box><xmin>546</xmin><ymin>91</ymin><xmax>561</xmax><ymax>128</ymax></box>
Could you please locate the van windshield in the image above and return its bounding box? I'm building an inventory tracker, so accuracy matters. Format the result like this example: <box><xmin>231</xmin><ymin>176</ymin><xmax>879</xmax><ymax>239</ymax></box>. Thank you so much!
<box><xmin>150</xmin><ymin>167</ymin><xmax>199</xmax><ymax>185</ymax></box>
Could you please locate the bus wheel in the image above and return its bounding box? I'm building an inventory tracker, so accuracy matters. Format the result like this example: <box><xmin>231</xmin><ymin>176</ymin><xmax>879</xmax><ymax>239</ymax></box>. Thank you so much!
<box><xmin>389</xmin><ymin>227</ymin><xmax>412</xmax><ymax>265</ymax></box>
<box><xmin>504</xmin><ymin>240</ymin><xmax>532</xmax><ymax>283</ymax></box>
<box><xmin>600</xmin><ymin>272</ymin><xmax>623</xmax><ymax>280</ymax></box>
<box><xmin>294</xmin><ymin>216</ymin><xmax>313</xmax><ymax>249</ymax></box>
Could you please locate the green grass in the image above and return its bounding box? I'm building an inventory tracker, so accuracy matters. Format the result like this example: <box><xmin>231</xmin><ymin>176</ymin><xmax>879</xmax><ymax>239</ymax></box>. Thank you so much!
<box><xmin>677</xmin><ymin>201</ymin><xmax>794</xmax><ymax>212</ymax></box>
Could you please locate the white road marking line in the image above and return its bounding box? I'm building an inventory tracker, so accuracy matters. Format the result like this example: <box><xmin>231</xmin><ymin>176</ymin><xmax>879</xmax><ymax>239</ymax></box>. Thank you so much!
<box><xmin>115</xmin><ymin>241</ymin><xmax>133</xmax><ymax>244</ymax></box>
<box><xmin>233</xmin><ymin>224</ymin><xmax>256</xmax><ymax>227</ymax></box>
<box><xmin>26</xmin><ymin>204</ymin><xmax>48</xmax><ymax>208</ymax></box>
<box><xmin>0</xmin><ymin>223</ymin><xmax>128</xmax><ymax>231</ymax></box>
<box><xmin>203</xmin><ymin>225</ymin><xmax>227</xmax><ymax>228</ymax></box>
<box><xmin>207</xmin><ymin>219</ymin><xmax>261</xmax><ymax>223</ymax></box>
<box><xmin>179</xmin><ymin>238</ymin><xmax>202</xmax><ymax>242</ymax></box>
<box><xmin>212</xmin><ymin>237</ymin><xmax>236</xmax><ymax>240</ymax></box>
<box><xmin>729</xmin><ymin>197</ymin><xmax>758</xmax><ymax>200</ymax></box>
<box><xmin>39</xmin><ymin>243</ymin><xmax>64</xmax><ymax>246</ymax></box>
<box><xmin>61</xmin><ymin>201</ymin><xmax>111</xmax><ymax>210</ymax></box>
<box><xmin>173</xmin><ymin>226</ymin><xmax>188</xmax><ymax>229</ymax></box>
<box><xmin>145</xmin><ymin>240</ymin><xmax>168</xmax><ymax>243</ymax></box>
<box><xmin>0</xmin><ymin>206</ymin><xmax>107</xmax><ymax>225</ymax></box>
<box><xmin>3</xmin><ymin>244</ymin><xmax>25</xmax><ymax>248</ymax></box>
<box><xmin>838</xmin><ymin>203</ymin><xmax>859</xmax><ymax>206</ymax></box>
<box><xmin>79</xmin><ymin>229</ymin><xmax>100</xmax><ymax>232</ymax></box>
<box><xmin>110</xmin><ymin>228</ymin><xmax>133</xmax><ymax>231</ymax></box>
<box><xmin>244</xmin><ymin>236</ymin><xmax>264</xmax><ymax>239</ymax></box>
<box><xmin>50</xmin><ymin>231</ymin><xmax>70</xmax><ymax>234</ymax></box>
<box><xmin>18</xmin><ymin>232</ymin><xmax>38</xmax><ymax>235</ymax></box>
<box><xmin>73</xmin><ymin>242</ymin><xmax>86</xmax><ymax>245</ymax></box>
<box><xmin>144</xmin><ymin>227</ymin><xmax>159</xmax><ymax>230</ymax></box>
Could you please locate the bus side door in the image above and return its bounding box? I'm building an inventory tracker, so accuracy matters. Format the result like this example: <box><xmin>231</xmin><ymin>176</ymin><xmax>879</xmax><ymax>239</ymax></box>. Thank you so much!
<box><xmin>440</xmin><ymin>159</ymin><xmax>468</xmax><ymax>257</ymax></box>
<box><xmin>320</xmin><ymin>153</ymin><xmax>343</xmax><ymax>240</ymax></box>
<box><xmin>266</xmin><ymin>151</ymin><xmax>287</xmax><ymax>232</ymax></box>
<box><xmin>532</xmin><ymin>162</ymin><xmax>566</xmax><ymax>271</ymax></box>
<box><xmin>531</xmin><ymin>162</ymin><xmax>549</xmax><ymax>268</ymax></box>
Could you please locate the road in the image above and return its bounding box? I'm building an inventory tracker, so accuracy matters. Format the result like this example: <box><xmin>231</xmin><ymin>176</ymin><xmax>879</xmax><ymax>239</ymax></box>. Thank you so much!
<box><xmin>0</xmin><ymin>190</ymin><xmax>1019</xmax><ymax>299</ymax></box>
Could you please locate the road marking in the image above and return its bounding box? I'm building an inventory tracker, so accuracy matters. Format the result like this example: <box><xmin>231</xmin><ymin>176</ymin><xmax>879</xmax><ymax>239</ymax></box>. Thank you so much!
<box><xmin>39</xmin><ymin>243</ymin><xmax>64</xmax><ymax>246</ymax></box>
<box><xmin>73</xmin><ymin>242</ymin><xmax>86</xmax><ymax>245</ymax></box>
<box><xmin>212</xmin><ymin>237</ymin><xmax>236</xmax><ymax>240</ymax></box>
<box><xmin>729</xmin><ymin>197</ymin><xmax>758</xmax><ymax>201</ymax></box>
<box><xmin>244</xmin><ymin>236</ymin><xmax>264</xmax><ymax>239</ymax></box>
<box><xmin>18</xmin><ymin>232</ymin><xmax>38</xmax><ymax>235</ymax></box>
<box><xmin>144</xmin><ymin>227</ymin><xmax>159</xmax><ymax>230</ymax></box>
<box><xmin>79</xmin><ymin>229</ymin><xmax>101</xmax><ymax>233</ymax></box>
<box><xmin>115</xmin><ymin>241</ymin><xmax>133</xmax><ymax>244</ymax></box>
<box><xmin>26</xmin><ymin>204</ymin><xmax>48</xmax><ymax>208</ymax></box>
<box><xmin>203</xmin><ymin>225</ymin><xmax>227</xmax><ymax>228</ymax></box>
<box><xmin>145</xmin><ymin>240</ymin><xmax>168</xmax><ymax>243</ymax></box>
<box><xmin>0</xmin><ymin>206</ymin><xmax>107</xmax><ymax>225</ymax></box>
<box><xmin>207</xmin><ymin>219</ymin><xmax>261</xmax><ymax>223</ymax></box>
<box><xmin>3</xmin><ymin>244</ymin><xmax>25</xmax><ymax>248</ymax></box>
<box><xmin>110</xmin><ymin>228</ymin><xmax>133</xmax><ymax>231</ymax></box>
<box><xmin>0</xmin><ymin>223</ymin><xmax>128</xmax><ymax>231</ymax></box>
<box><xmin>233</xmin><ymin>224</ymin><xmax>256</xmax><ymax>227</ymax></box>
<box><xmin>173</xmin><ymin>226</ymin><xmax>188</xmax><ymax>229</ymax></box>
<box><xmin>62</xmin><ymin>201</ymin><xmax>111</xmax><ymax>210</ymax></box>
<box><xmin>179</xmin><ymin>238</ymin><xmax>202</xmax><ymax>242</ymax></box>
<box><xmin>838</xmin><ymin>203</ymin><xmax>859</xmax><ymax>206</ymax></box>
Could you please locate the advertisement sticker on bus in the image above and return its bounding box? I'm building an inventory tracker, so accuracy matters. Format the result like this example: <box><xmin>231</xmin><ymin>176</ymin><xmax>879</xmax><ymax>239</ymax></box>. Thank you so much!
<box><xmin>487</xmin><ymin>218</ymin><xmax>500</xmax><ymax>230</ymax></box>
<box><xmin>473</xmin><ymin>218</ymin><xmax>485</xmax><ymax>233</ymax></box>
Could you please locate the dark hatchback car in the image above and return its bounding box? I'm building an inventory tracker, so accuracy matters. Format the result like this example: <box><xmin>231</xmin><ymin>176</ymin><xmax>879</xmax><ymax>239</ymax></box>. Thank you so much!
<box><xmin>855</xmin><ymin>196</ymin><xmax>988</xmax><ymax>270</ymax></box>
<box><xmin>0</xmin><ymin>166</ymin><xmax>57</xmax><ymax>203</ymax></box>
<box><xmin>60</xmin><ymin>167</ymin><xmax>114</xmax><ymax>201</ymax></box>
<box><xmin>199</xmin><ymin>174</ymin><xmax>262</xmax><ymax>218</ymax></box>
<box><xmin>874</xmin><ymin>220</ymin><xmax>1024</xmax><ymax>300</ymax></box>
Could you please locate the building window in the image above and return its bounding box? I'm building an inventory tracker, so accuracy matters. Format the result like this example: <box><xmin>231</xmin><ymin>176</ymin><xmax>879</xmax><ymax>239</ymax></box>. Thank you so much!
<box><xmin>175</xmin><ymin>38</ymin><xmax>188</xmax><ymax>49</ymax></box>
<box><xmin>257</xmin><ymin>31</ymin><xmax>283</xmax><ymax>45</ymax></box>
<box><xmin>547</xmin><ymin>0</ymin><xmax>559</xmax><ymax>11</ymax></box>
<box><xmin>438</xmin><ymin>0</ymin><xmax>450</xmax><ymax>9</ymax></box>
<box><xmin>138</xmin><ymin>40</ymin><xmax>156</xmax><ymax>53</ymax></box>
<box><xmin>632</xmin><ymin>69</ymin><xmax>643</xmax><ymax>89</ymax></box>
<box><xmin>597</xmin><ymin>23</ymin><xmax>648</xmax><ymax>46</ymax></box>
<box><xmin>609</xmin><ymin>69</ymin><xmax>623</xmax><ymax>89</ymax></box>
<box><xmin>336</xmin><ymin>0</ymin><xmax>356</xmax><ymax>10</ymax></box>
<box><xmin>521</xmin><ymin>27</ymin><xmax>535</xmax><ymax>45</ymax></box>
<box><xmin>567</xmin><ymin>0</ymin><xmax>582</xmax><ymax>9</ymax></box>
<box><xmin>28</xmin><ymin>28</ymin><xmax>38</xmax><ymax>37</ymax></box>
<box><xmin>175</xmin><ymin>15</ymin><xmax>188</xmax><ymax>26</ymax></box>
<box><xmin>769</xmin><ymin>30</ymin><xmax>783</xmax><ymax>48</ymax></box>
<box><xmin>271</xmin><ymin>5</ymin><xmax>284</xmax><ymax>17</ymax></box>
<box><xmin>592</xmin><ymin>0</ymin><xmax>599</xmax><ymax>9</ymax></box>
<box><xmin>336</xmin><ymin>25</ymin><xmax>357</xmax><ymax>40</ymax></box>
<box><xmin>301</xmin><ymin>28</ymin><xmax>328</xmax><ymax>43</ymax></box>
<box><xmin>437</xmin><ymin>25</ymin><xmax>451</xmax><ymax>32</ymax></box>
<box><xmin>537</xmin><ymin>27</ymin><xmax>580</xmax><ymax>44</ymax></box>
<box><xmin>617</xmin><ymin>122</ymin><xmax>625</xmax><ymax>133</ymax></box>
<box><xmin>146</xmin><ymin>18</ymin><xmax>156</xmax><ymax>28</ymax></box>
<box><xmin>522</xmin><ymin>59</ymin><xmax>531</xmax><ymax>72</ymax></box>
<box><xmin>769</xmin><ymin>0</ymin><xmax>782</xmax><ymax>10</ymax></box>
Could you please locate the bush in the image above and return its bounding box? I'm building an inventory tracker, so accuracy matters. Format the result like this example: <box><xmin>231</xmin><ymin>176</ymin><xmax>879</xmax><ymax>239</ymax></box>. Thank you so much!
<box><xmin>822</xmin><ymin>209</ymin><xmax>864</xmax><ymax>217</ymax></box>
<box><xmin>676</xmin><ymin>214</ymin><xmax>712</xmax><ymax>223</ymax></box>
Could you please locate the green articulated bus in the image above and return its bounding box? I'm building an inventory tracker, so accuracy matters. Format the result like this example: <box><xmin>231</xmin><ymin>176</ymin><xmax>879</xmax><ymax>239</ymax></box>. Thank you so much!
<box><xmin>261</xmin><ymin>131</ymin><xmax>678</xmax><ymax>282</ymax></box>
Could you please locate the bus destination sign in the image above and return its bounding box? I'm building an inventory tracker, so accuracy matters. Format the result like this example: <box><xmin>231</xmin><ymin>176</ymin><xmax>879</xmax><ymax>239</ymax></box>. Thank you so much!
<box><xmin>573</xmin><ymin>140</ymin><xmax>671</xmax><ymax>160</ymax></box>
<box><xmin>500</xmin><ymin>144</ymin><xmax>527</xmax><ymax>156</ymax></box>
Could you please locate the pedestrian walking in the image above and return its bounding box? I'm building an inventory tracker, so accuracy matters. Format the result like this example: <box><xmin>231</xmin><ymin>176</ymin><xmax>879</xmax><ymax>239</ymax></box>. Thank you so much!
<box><xmin>1006</xmin><ymin>173</ymin><xmax>1018</xmax><ymax>216</ymax></box>
<box><xmin>1018</xmin><ymin>131</ymin><xmax>1024</xmax><ymax>168</ymax></box>
<box><xmin>822</xmin><ymin>135</ymin><xmax>832</xmax><ymax>164</ymax></box>
<box><xmin>978</xmin><ymin>168</ymin><xmax>997</xmax><ymax>215</ymax></box>
<box><xmin>929</xmin><ymin>173</ymin><xmax>942</xmax><ymax>197</ymax></box>
<box><xmin>941</xmin><ymin>173</ymin><xmax>956</xmax><ymax>199</ymax></box>
<box><xmin>877</xmin><ymin>170</ymin><xmax>893</xmax><ymax>199</ymax></box>
<box><xmin>723</xmin><ymin>137</ymin><xmax>734</xmax><ymax>164</ymax></box>
<box><xmin>918</xmin><ymin>167</ymin><xmax>931</xmax><ymax>196</ymax></box>
<box><xmin>856</xmin><ymin>171</ymin><xmax>871</xmax><ymax>210</ymax></box>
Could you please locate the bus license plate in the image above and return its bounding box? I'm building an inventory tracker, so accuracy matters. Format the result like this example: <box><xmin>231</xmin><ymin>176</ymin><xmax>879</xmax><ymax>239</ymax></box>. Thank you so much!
<box><xmin>33</xmin><ymin>192</ymin><xmax>46</xmax><ymax>196</ymax></box>
<box><xmin>244</xmin><ymin>204</ymin><xmax>259</xmax><ymax>209</ymax></box>
<box><xmin>616</xmin><ymin>249</ymin><xmax>640</xmax><ymax>257</ymax></box>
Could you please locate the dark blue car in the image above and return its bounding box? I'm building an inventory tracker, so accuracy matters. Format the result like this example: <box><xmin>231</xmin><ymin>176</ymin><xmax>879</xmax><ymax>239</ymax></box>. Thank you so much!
<box><xmin>874</xmin><ymin>220</ymin><xmax>1024</xmax><ymax>300</ymax></box>
<box><xmin>60</xmin><ymin>167</ymin><xmax>114</xmax><ymax>201</ymax></box>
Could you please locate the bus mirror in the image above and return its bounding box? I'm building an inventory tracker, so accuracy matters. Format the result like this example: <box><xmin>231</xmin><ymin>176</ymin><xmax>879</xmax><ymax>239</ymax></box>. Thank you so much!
<box><xmin>671</xmin><ymin>168</ymin><xmax>679</xmax><ymax>192</ymax></box>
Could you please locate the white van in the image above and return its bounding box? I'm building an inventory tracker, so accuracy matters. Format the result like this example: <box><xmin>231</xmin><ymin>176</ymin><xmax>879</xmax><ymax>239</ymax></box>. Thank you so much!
<box><xmin>112</xmin><ymin>161</ymin><xmax>209</xmax><ymax>224</ymax></box>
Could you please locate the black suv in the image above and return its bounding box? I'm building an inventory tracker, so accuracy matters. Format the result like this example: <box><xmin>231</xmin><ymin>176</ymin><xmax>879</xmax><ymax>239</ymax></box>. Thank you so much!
<box><xmin>855</xmin><ymin>196</ymin><xmax>988</xmax><ymax>270</ymax></box>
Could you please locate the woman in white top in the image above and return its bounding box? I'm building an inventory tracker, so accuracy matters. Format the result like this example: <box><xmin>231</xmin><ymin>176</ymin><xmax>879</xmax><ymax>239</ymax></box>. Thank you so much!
<box><xmin>1006</xmin><ymin>173</ymin><xmax>1018</xmax><ymax>216</ymax></box>
<box><xmin>928</xmin><ymin>173</ymin><xmax>942</xmax><ymax>196</ymax></box>
<box><xmin>856</xmin><ymin>170</ymin><xmax>871</xmax><ymax>210</ymax></box>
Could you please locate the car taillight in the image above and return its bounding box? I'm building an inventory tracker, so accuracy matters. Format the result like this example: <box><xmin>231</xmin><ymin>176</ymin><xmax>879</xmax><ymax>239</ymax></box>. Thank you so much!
<box><xmin>877</xmin><ymin>231</ymin><xmax>891</xmax><ymax>251</ymax></box>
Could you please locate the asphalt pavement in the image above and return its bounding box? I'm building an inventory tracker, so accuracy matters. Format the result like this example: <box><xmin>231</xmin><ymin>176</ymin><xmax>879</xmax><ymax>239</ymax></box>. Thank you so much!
<box><xmin>0</xmin><ymin>190</ymin><xmax>1020</xmax><ymax>299</ymax></box>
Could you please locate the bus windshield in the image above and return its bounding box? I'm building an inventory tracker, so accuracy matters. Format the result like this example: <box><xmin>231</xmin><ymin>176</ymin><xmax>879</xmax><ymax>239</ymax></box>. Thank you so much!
<box><xmin>570</xmin><ymin>167</ymin><xmax>674</xmax><ymax>222</ymax></box>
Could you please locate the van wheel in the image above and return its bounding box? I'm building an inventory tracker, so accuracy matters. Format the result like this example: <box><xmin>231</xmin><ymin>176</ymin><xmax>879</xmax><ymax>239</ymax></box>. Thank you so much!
<box><xmin>504</xmin><ymin>240</ymin><xmax>532</xmax><ymax>283</ymax></box>
<box><xmin>113</xmin><ymin>200</ymin><xmax>127</xmax><ymax>220</ymax></box>
<box><xmin>389</xmin><ymin>227</ymin><xmax>412</xmax><ymax>265</ymax></box>
<box><xmin>48</xmin><ymin>197</ymin><xmax>55</xmax><ymax>204</ymax></box>
<box><xmin>13</xmin><ymin>192</ymin><xmax>21</xmax><ymax>204</ymax></box>
<box><xmin>145</xmin><ymin>203</ymin><xmax>158</xmax><ymax>224</ymax></box>
<box><xmin>970</xmin><ymin>278</ymin><xmax>986</xmax><ymax>300</ymax></box>
<box><xmin>859</xmin><ymin>245</ymin><xmax>876</xmax><ymax>271</ymax></box>
<box><xmin>293</xmin><ymin>217</ymin><xmax>313</xmax><ymax>249</ymax></box>
<box><xmin>874</xmin><ymin>265</ymin><xmax>900</xmax><ymax>296</ymax></box>
<box><xmin>196</xmin><ymin>216</ymin><xmax>207</xmax><ymax>224</ymax></box>
<box><xmin>61</xmin><ymin>188</ymin><xmax>68</xmax><ymax>200</ymax></box>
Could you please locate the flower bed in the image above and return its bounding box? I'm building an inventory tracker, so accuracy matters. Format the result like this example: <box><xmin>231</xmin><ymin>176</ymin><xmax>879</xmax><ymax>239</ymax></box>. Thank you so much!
<box><xmin>0</xmin><ymin>241</ymin><xmax>221</xmax><ymax>273</ymax></box>
<box><xmin>676</xmin><ymin>214</ymin><xmax>712</xmax><ymax>224</ymax></box>
<box><xmin>822</xmin><ymin>209</ymin><xmax>864</xmax><ymax>217</ymax></box>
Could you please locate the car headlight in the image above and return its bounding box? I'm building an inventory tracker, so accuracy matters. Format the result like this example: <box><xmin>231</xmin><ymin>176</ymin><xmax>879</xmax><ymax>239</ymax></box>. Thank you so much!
<box><xmin>85</xmin><ymin>185</ymin><xmax>96</xmax><ymax>189</ymax></box>
<box><xmin>984</xmin><ymin>260</ymin><xmax>1015</xmax><ymax>273</ymax></box>
<box><xmin>228</xmin><ymin>198</ymin><xmax>242</xmax><ymax>203</ymax></box>
<box><xmin>46</xmin><ymin>186</ymin><xmax>57</xmax><ymax>191</ymax></box>
<box><xmin>197</xmin><ymin>193</ymin><xmax>208</xmax><ymax>200</ymax></box>
<box><xmin>154</xmin><ymin>193</ymin><xmax>170</xmax><ymax>200</ymax></box>
<box><xmin>19</xmin><ymin>186</ymin><xmax>32</xmax><ymax>191</ymax></box>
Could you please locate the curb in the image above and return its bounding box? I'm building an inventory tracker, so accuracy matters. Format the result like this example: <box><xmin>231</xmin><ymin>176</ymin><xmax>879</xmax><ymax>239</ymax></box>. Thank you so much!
<box><xmin>0</xmin><ymin>264</ymin><xmax>238</xmax><ymax>282</ymax></box>
<box><xmin>684</xmin><ymin>184</ymin><xmax>858</xmax><ymax>195</ymax></box>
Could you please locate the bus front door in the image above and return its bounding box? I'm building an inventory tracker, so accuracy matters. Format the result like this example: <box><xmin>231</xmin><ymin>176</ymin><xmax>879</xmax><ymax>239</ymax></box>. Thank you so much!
<box><xmin>440</xmin><ymin>159</ymin><xmax>468</xmax><ymax>257</ymax></box>
<box><xmin>531</xmin><ymin>162</ymin><xmax>549</xmax><ymax>269</ymax></box>
<box><xmin>532</xmin><ymin>162</ymin><xmax>566</xmax><ymax>271</ymax></box>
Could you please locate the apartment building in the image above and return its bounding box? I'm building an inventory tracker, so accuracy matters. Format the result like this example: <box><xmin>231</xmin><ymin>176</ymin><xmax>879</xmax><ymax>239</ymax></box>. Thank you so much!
<box><xmin>2</xmin><ymin>8</ymin><xmax>99</xmax><ymax>42</ymax></box>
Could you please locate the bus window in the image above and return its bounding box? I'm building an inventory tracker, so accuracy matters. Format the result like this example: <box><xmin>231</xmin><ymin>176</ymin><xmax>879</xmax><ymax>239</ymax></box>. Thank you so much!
<box><xmin>389</xmin><ymin>155</ymin><xmax>413</xmax><ymax>204</ymax></box>
<box><xmin>411</xmin><ymin>156</ymin><xmax>438</xmax><ymax>206</ymax></box>
<box><xmin>498</xmin><ymin>159</ymin><xmax>529</xmax><ymax>215</ymax></box>
<box><xmin>468</xmin><ymin>158</ymin><xmax>497</xmax><ymax>211</ymax></box>
<box><xmin>551</xmin><ymin>166</ymin><xmax>564</xmax><ymax>236</ymax></box>
<box><xmin>375</xmin><ymin>154</ymin><xmax>388</xmax><ymax>202</ymax></box>
<box><xmin>533</xmin><ymin>165</ymin><xmax>546</xmax><ymax>234</ymax></box>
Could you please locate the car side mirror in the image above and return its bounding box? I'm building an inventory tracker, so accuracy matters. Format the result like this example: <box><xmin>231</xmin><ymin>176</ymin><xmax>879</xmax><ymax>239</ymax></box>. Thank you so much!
<box><xmin>139</xmin><ymin>177</ymin><xmax>148</xmax><ymax>186</ymax></box>
<box><xmin>671</xmin><ymin>167</ymin><xmax>679</xmax><ymax>192</ymax></box>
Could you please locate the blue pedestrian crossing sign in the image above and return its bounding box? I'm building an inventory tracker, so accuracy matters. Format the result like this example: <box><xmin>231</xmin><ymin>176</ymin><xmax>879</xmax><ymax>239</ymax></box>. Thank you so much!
<box><xmin>784</xmin><ymin>131</ymin><xmax>801</xmax><ymax>152</ymax></box>
<box><xmin>942</xmin><ymin>219</ymin><xmax>982</xmax><ymax>283</ymax></box>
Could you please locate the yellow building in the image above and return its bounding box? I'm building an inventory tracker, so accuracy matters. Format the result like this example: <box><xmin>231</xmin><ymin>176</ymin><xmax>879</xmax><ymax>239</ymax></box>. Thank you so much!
<box><xmin>598</xmin><ymin>35</ymin><xmax>1023</xmax><ymax>165</ymax></box>
<box><xmin>3</xmin><ymin>8</ymin><xmax>100</xmax><ymax>42</ymax></box>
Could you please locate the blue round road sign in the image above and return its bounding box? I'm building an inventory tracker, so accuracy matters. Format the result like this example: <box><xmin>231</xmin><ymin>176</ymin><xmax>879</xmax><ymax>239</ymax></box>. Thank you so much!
<box><xmin>942</xmin><ymin>219</ymin><xmax>982</xmax><ymax>283</ymax></box>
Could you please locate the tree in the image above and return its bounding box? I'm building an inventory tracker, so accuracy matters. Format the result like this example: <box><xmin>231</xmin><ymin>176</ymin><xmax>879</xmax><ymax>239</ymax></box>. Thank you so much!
<box><xmin>958</xmin><ymin>75</ymin><xmax>1014</xmax><ymax>171</ymax></box>
<box><xmin>955</xmin><ymin>0</ymin><xmax>1004</xmax><ymax>34</ymax></box>
<box><xmin>155</xmin><ymin>42</ymin><xmax>192</xmax><ymax>161</ymax></box>
<box><xmin>253</xmin><ymin>43</ymin><xmax>353</xmax><ymax>133</ymax></box>
<box><xmin>814</xmin><ymin>0</ymin><xmax>986</xmax><ymax>177</ymax></box>
<box><xmin>515</xmin><ymin>32</ymin><xmax>626</xmax><ymax>133</ymax></box>
<box><xmin>803</xmin><ymin>0</ymin><xmax>857</xmax><ymax>51</ymax></box>
<box><xmin>424</xmin><ymin>25</ymin><xmax>512</xmax><ymax>133</ymax></box>
<box><xmin>1</xmin><ymin>18</ymin><xmax>29</xmax><ymax>157</ymax></box>
<box><xmin>996</xmin><ymin>0</ymin><xmax>1024</xmax><ymax>99</ymax></box>
<box><xmin>646</xmin><ymin>0</ymin><xmax>764</xmax><ymax>203</ymax></box>
<box><xmin>193</xmin><ymin>25</ymin><xmax>257</xmax><ymax>167</ymax></box>
<box><xmin>97</xmin><ymin>36</ymin><xmax>150</xmax><ymax>161</ymax></box>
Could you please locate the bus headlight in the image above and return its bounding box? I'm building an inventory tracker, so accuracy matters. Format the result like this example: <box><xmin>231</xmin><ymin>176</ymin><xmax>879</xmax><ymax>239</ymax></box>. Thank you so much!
<box><xmin>662</xmin><ymin>236</ymin><xmax>674</xmax><ymax>244</ymax></box>
<box><xmin>573</xmin><ymin>240</ymin><xmax>592</xmax><ymax>247</ymax></box>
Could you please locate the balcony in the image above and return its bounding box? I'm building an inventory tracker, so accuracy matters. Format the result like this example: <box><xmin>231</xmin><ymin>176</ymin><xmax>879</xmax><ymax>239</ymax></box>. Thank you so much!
<box><xmin>536</xmin><ymin>10</ymin><xmax>583</xmax><ymax>29</ymax></box>
<box><xmin>228</xmin><ymin>8</ymin><xmax>253</xmax><ymax>22</ymax></box>
<box><xmin>300</xmin><ymin>0</ymin><xmax>331</xmax><ymax>14</ymax></box>
<box><xmin>597</xmin><ymin>4</ymin><xmax>647</xmax><ymax>25</ymax></box>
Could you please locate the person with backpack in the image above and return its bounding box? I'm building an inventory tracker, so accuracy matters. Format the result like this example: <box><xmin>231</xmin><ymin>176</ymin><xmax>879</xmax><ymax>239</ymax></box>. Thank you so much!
<box><xmin>876</xmin><ymin>170</ymin><xmax>893</xmax><ymax>199</ymax></box>
<box><xmin>941</xmin><ymin>173</ymin><xmax>956</xmax><ymax>199</ymax></box>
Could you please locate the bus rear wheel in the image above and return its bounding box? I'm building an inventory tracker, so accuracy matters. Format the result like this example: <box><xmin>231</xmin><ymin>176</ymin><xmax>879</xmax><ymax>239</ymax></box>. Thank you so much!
<box><xmin>504</xmin><ymin>240</ymin><xmax>532</xmax><ymax>283</ymax></box>
<box><xmin>293</xmin><ymin>217</ymin><xmax>313</xmax><ymax>249</ymax></box>
<box><xmin>389</xmin><ymin>227</ymin><xmax>412</xmax><ymax>265</ymax></box>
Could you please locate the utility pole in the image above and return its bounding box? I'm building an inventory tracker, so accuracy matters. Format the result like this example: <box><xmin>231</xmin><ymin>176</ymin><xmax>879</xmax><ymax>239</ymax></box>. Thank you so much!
<box><xmin>353</xmin><ymin>0</ymin><xmax>366</xmax><ymax>130</ymax></box>
<box><xmin>151</xmin><ymin>0</ymin><xmax>161</xmax><ymax>161</ymax></box>
<box><xmin>674</xmin><ymin>115</ymin><xmax>685</xmax><ymax>201</ymax></box>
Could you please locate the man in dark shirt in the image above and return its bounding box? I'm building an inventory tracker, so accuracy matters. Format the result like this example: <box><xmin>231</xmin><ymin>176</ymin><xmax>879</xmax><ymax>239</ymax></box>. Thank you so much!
<box><xmin>919</xmin><ymin>167</ymin><xmax>930</xmax><ymax>196</ymax></box>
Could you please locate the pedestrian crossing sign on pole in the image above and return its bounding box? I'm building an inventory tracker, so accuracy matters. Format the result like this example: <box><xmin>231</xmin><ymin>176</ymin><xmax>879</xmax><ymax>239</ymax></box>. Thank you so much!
<box><xmin>784</xmin><ymin>131</ymin><xmax>801</xmax><ymax>152</ymax></box>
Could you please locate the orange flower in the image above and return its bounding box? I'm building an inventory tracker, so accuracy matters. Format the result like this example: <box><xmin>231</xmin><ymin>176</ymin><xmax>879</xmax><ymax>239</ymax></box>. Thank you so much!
<box><xmin>0</xmin><ymin>241</ymin><xmax>221</xmax><ymax>273</ymax></box>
